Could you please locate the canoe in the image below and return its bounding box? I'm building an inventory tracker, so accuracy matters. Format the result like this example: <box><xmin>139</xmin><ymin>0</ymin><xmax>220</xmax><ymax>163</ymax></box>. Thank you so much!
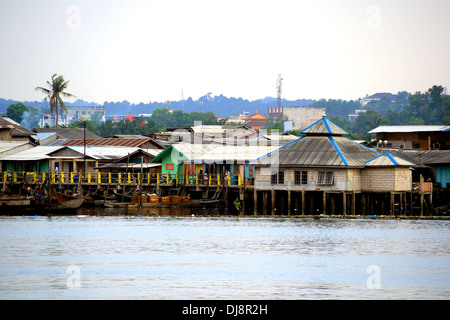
<box><xmin>128</xmin><ymin>199</ymin><xmax>221</xmax><ymax>209</ymax></box>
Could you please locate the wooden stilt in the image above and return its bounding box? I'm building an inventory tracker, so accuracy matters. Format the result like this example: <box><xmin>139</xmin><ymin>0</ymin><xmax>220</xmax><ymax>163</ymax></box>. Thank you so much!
<box><xmin>253</xmin><ymin>189</ymin><xmax>258</xmax><ymax>216</ymax></box>
<box><xmin>351</xmin><ymin>192</ymin><xmax>356</xmax><ymax>215</ymax></box>
<box><xmin>343</xmin><ymin>192</ymin><xmax>346</xmax><ymax>216</ymax></box>
<box><xmin>301</xmin><ymin>191</ymin><xmax>305</xmax><ymax>216</ymax></box>
<box><xmin>263</xmin><ymin>191</ymin><xmax>268</xmax><ymax>215</ymax></box>
<box><xmin>390</xmin><ymin>192</ymin><xmax>394</xmax><ymax>216</ymax></box>
<box><xmin>271</xmin><ymin>189</ymin><xmax>275</xmax><ymax>215</ymax></box>
<box><xmin>420</xmin><ymin>193</ymin><xmax>424</xmax><ymax>217</ymax></box>
<box><xmin>323</xmin><ymin>191</ymin><xmax>327</xmax><ymax>215</ymax></box>
<box><xmin>361</xmin><ymin>193</ymin><xmax>366</xmax><ymax>216</ymax></box>
<box><xmin>287</xmin><ymin>190</ymin><xmax>291</xmax><ymax>216</ymax></box>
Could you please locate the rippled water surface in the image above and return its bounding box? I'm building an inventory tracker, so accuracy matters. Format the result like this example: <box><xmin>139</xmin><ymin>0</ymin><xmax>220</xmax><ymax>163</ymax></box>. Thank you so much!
<box><xmin>0</xmin><ymin>214</ymin><xmax>449</xmax><ymax>299</ymax></box>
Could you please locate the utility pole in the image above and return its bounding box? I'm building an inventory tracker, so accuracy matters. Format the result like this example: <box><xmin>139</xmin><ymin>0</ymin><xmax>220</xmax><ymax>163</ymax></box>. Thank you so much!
<box><xmin>83</xmin><ymin>120</ymin><xmax>86</xmax><ymax>180</ymax></box>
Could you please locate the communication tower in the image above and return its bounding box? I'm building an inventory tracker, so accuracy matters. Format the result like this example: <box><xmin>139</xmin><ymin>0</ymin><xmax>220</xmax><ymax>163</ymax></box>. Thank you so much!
<box><xmin>277</xmin><ymin>74</ymin><xmax>283</xmax><ymax>108</ymax></box>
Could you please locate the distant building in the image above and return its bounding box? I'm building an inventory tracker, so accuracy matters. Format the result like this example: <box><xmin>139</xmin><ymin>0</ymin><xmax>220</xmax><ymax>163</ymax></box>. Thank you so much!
<box><xmin>268</xmin><ymin>106</ymin><xmax>325</xmax><ymax>130</ymax></box>
<box><xmin>348</xmin><ymin>109</ymin><xmax>367</xmax><ymax>121</ymax></box>
<box><xmin>38</xmin><ymin>113</ymin><xmax>68</xmax><ymax>127</ymax></box>
<box><xmin>226</xmin><ymin>111</ymin><xmax>249</xmax><ymax>125</ymax></box>
<box><xmin>106</xmin><ymin>115</ymin><xmax>136</xmax><ymax>122</ymax></box>
<box><xmin>368</xmin><ymin>125</ymin><xmax>450</xmax><ymax>150</ymax></box>
<box><xmin>361</xmin><ymin>93</ymin><xmax>397</xmax><ymax>106</ymax></box>
<box><xmin>245</xmin><ymin>112</ymin><xmax>267</xmax><ymax>130</ymax></box>
<box><xmin>66</xmin><ymin>106</ymin><xmax>106</xmax><ymax>123</ymax></box>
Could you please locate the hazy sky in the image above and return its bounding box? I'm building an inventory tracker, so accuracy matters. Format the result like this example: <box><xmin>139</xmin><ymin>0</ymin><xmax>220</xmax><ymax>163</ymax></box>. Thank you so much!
<box><xmin>0</xmin><ymin>0</ymin><xmax>449</xmax><ymax>104</ymax></box>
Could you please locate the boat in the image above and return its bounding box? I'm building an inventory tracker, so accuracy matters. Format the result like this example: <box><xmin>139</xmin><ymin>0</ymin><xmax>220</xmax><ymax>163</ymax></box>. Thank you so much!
<box><xmin>128</xmin><ymin>198</ymin><xmax>221</xmax><ymax>209</ymax></box>
<box><xmin>38</xmin><ymin>191</ymin><xmax>84</xmax><ymax>213</ymax></box>
<box><xmin>0</xmin><ymin>196</ymin><xmax>34</xmax><ymax>214</ymax></box>
<box><xmin>114</xmin><ymin>191</ymin><xmax>132</xmax><ymax>202</ymax></box>
<box><xmin>90</xmin><ymin>189</ymin><xmax>116</xmax><ymax>201</ymax></box>
<box><xmin>0</xmin><ymin>197</ymin><xmax>31</xmax><ymax>207</ymax></box>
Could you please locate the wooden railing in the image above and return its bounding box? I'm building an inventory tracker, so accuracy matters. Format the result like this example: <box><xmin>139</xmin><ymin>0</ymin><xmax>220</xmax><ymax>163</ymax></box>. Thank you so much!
<box><xmin>1</xmin><ymin>171</ymin><xmax>249</xmax><ymax>186</ymax></box>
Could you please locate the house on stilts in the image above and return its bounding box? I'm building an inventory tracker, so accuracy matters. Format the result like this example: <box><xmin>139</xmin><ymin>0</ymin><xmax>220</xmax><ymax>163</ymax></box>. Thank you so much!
<box><xmin>250</xmin><ymin>116</ymin><xmax>417</xmax><ymax>216</ymax></box>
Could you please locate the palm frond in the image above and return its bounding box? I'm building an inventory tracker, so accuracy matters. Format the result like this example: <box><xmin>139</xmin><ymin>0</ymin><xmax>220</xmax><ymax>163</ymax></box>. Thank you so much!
<box><xmin>56</xmin><ymin>94</ymin><xmax>68</xmax><ymax>113</ymax></box>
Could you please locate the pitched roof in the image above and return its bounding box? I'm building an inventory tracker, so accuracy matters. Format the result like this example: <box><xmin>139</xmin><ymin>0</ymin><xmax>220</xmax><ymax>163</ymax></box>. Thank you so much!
<box><xmin>368</xmin><ymin>125</ymin><xmax>450</xmax><ymax>133</ymax></box>
<box><xmin>32</xmin><ymin>128</ymin><xmax>101</xmax><ymax>139</ymax></box>
<box><xmin>61</xmin><ymin>137</ymin><xmax>153</xmax><ymax>148</ymax></box>
<box><xmin>0</xmin><ymin>146</ymin><xmax>64</xmax><ymax>161</ymax></box>
<box><xmin>0</xmin><ymin>117</ymin><xmax>36</xmax><ymax>137</ymax></box>
<box><xmin>300</xmin><ymin>117</ymin><xmax>348</xmax><ymax>136</ymax></box>
<box><xmin>389</xmin><ymin>150</ymin><xmax>450</xmax><ymax>165</ymax></box>
<box><xmin>251</xmin><ymin>117</ymin><xmax>380</xmax><ymax>168</ymax></box>
<box><xmin>365</xmin><ymin>152</ymin><xmax>415</xmax><ymax>167</ymax></box>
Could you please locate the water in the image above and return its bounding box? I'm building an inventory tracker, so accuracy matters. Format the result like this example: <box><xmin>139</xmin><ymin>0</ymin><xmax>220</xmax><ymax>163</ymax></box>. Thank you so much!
<box><xmin>0</xmin><ymin>212</ymin><xmax>449</xmax><ymax>300</ymax></box>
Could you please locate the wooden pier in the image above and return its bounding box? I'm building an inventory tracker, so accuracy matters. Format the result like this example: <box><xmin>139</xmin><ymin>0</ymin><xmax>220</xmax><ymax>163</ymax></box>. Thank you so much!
<box><xmin>0</xmin><ymin>171</ymin><xmax>440</xmax><ymax>217</ymax></box>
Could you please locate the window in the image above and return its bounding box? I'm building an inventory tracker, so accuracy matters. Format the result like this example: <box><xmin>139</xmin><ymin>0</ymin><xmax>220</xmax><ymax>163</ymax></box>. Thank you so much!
<box><xmin>271</xmin><ymin>171</ymin><xmax>285</xmax><ymax>185</ymax></box>
<box><xmin>318</xmin><ymin>171</ymin><xmax>334</xmax><ymax>186</ymax></box>
<box><xmin>278</xmin><ymin>171</ymin><xmax>284</xmax><ymax>184</ymax></box>
<box><xmin>295</xmin><ymin>171</ymin><xmax>308</xmax><ymax>185</ymax></box>
<box><xmin>165</xmin><ymin>163</ymin><xmax>174</xmax><ymax>170</ymax></box>
<box><xmin>271</xmin><ymin>173</ymin><xmax>278</xmax><ymax>184</ymax></box>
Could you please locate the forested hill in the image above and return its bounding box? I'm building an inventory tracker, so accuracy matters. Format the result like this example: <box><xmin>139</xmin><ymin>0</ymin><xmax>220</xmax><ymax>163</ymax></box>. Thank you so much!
<box><xmin>0</xmin><ymin>94</ymin><xmax>315</xmax><ymax>117</ymax></box>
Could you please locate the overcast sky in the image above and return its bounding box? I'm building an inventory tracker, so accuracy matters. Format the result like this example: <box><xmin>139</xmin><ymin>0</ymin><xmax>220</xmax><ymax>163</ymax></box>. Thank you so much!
<box><xmin>0</xmin><ymin>0</ymin><xmax>449</xmax><ymax>104</ymax></box>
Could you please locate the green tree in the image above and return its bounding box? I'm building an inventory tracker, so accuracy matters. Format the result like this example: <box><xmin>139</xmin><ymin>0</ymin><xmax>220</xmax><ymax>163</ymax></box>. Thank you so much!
<box><xmin>6</xmin><ymin>102</ymin><xmax>29</xmax><ymax>123</ymax></box>
<box><xmin>35</xmin><ymin>74</ymin><xmax>76</xmax><ymax>127</ymax></box>
<box><xmin>354</xmin><ymin>110</ymin><xmax>389</xmax><ymax>140</ymax></box>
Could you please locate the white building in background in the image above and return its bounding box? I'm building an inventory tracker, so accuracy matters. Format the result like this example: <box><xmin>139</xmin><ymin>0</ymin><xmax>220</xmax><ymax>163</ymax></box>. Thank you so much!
<box><xmin>66</xmin><ymin>106</ymin><xmax>106</xmax><ymax>123</ymax></box>
<box><xmin>268</xmin><ymin>106</ymin><xmax>325</xmax><ymax>130</ymax></box>
<box><xmin>38</xmin><ymin>113</ymin><xmax>68</xmax><ymax>128</ymax></box>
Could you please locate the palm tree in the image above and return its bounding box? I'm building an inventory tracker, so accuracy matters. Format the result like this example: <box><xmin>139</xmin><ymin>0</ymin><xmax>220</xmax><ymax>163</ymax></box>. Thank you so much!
<box><xmin>35</xmin><ymin>74</ymin><xmax>76</xmax><ymax>128</ymax></box>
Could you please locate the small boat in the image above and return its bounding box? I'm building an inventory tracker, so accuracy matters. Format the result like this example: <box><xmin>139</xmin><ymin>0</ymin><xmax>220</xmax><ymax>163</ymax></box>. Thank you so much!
<box><xmin>189</xmin><ymin>199</ymin><xmax>222</xmax><ymax>208</ymax></box>
<box><xmin>0</xmin><ymin>196</ymin><xmax>34</xmax><ymax>214</ymax></box>
<box><xmin>90</xmin><ymin>190</ymin><xmax>116</xmax><ymax>201</ymax></box>
<box><xmin>128</xmin><ymin>199</ymin><xmax>221</xmax><ymax>209</ymax></box>
<box><xmin>0</xmin><ymin>197</ymin><xmax>31</xmax><ymax>207</ymax></box>
<box><xmin>114</xmin><ymin>191</ymin><xmax>132</xmax><ymax>202</ymax></box>
<box><xmin>39</xmin><ymin>191</ymin><xmax>84</xmax><ymax>213</ymax></box>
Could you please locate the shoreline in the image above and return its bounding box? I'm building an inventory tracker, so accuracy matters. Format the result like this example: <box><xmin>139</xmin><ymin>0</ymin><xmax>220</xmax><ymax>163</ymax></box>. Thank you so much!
<box><xmin>2</xmin><ymin>212</ymin><xmax>449</xmax><ymax>220</ymax></box>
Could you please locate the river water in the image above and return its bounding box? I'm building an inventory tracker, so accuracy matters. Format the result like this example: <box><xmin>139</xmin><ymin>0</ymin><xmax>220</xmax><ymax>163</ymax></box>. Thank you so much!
<box><xmin>0</xmin><ymin>210</ymin><xmax>449</xmax><ymax>300</ymax></box>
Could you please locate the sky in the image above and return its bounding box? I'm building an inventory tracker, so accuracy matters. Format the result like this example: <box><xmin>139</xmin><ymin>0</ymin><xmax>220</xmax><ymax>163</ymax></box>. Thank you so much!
<box><xmin>0</xmin><ymin>0</ymin><xmax>449</xmax><ymax>105</ymax></box>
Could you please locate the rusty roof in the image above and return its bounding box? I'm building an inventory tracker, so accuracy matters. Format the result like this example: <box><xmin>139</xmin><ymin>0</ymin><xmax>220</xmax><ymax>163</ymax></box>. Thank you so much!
<box><xmin>62</xmin><ymin>137</ymin><xmax>152</xmax><ymax>147</ymax></box>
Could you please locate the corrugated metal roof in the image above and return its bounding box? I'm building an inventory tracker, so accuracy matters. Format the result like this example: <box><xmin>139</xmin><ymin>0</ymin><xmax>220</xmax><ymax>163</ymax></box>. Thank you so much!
<box><xmin>0</xmin><ymin>146</ymin><xmax>64</xmax><ymax>161</ymax></box>
<box><xmin>368</xmin><ymin>125</ymin><xmax>450</xmax><ymax>133</ymax></box>
<box><xmin>365</xmin><ymin>152</ymin><xmax>415</xmax><ymax>166</ymax></box>
<box><xmin>33</xmin><ymin>128</ymin><xmax>101</xmax><ymax>139</ymax></box>
<box><xmin>389</xmin><ymin>150</ymin><xmax>450</xmax><ymax>165</ymax></box>
<box><xmin>0</xmin><ymin>141</ymin><xmax>31</xmax><ymax>153</ymax></box>
<box><xmin>0</xmin><ymin>117</ymin><xmax>36</xmax><ymax>137</ymax></box>
<box><xmin>62</xmin><ymin>137</ymin><xmax>151</xmax><ymax>147</ymax></box>
<box><xmin>301</xmin><ymin>117</ymin><xmax>348</xmax><ymax>135</ymax></box>
<box><xmin>189</xmin><ymin>145</ymin><xmax>279</xmax><ymax>163</ymax></box>
<box><xmin>251</xmin><ymin>118</ymin><xmax>380</xmax><ymax>168</ymax></box>
<box><xmin>66</xmin><ymin>146</ymin><xmax>141</xmax><ymax>160</ymax></box>
<box><xmin>252</xmin><ymin>136</ymin><xmax>381</xmax><ymax>168</ymax></box>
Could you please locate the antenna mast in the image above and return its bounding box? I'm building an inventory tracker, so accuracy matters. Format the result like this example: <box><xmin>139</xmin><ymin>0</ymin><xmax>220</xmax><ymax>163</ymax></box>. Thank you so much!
<box><xmin>277</xmin><ymin>74</ymin><xmax>283</xmax><ymax>108</ymax></box>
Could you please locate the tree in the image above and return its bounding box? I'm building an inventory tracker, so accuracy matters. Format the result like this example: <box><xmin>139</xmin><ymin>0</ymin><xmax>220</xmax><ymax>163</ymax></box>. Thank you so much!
<box><xmin>35</xmin><ymin>74</ymin><xmax>76</xmax><ymax>127</ymax></box>
<box><xmin>6</xmin><ymin>102</ymin><xmax>29</xmax><ymax>123</ymax></box>
<box><xmin>354</xmin><ymin>110</ymin><xmax>389</xmax><ymax>140</ymax></box>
